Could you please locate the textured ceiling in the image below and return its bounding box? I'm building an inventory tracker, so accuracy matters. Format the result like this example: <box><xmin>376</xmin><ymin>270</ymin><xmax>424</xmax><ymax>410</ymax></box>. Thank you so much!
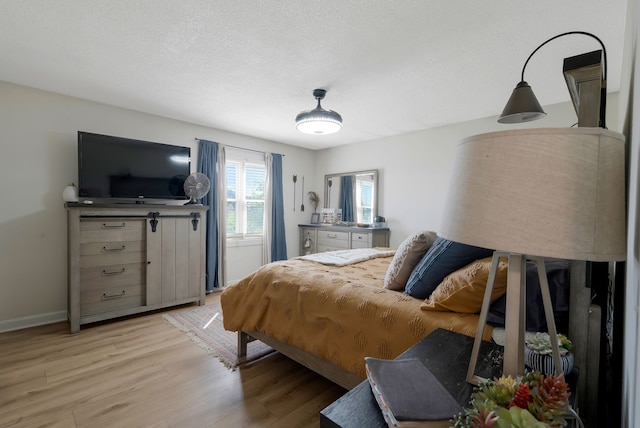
<box><xmin>0</xmin><ymin>1</ymin><xmax>629</xmax><ymax>150</ymax></box>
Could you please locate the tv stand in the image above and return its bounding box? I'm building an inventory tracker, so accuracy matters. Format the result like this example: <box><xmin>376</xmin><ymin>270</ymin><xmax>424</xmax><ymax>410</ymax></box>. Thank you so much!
<box><xmin>66</xmin><ymin>204</ymin><xmax>208</xmax><ymax>333</ymax></box>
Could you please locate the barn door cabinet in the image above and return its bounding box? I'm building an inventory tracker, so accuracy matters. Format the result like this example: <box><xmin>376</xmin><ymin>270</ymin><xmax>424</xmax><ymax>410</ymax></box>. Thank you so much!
<box><xmin>66</xmin><ymin>204</ymin><xmax>207</xmax><ymax>333</ymax></box>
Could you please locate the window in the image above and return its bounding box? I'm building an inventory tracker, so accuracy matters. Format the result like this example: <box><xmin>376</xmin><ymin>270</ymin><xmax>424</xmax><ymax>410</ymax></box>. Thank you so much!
<box><xmin>356</xmin><ymin>177</ymin><xmax>374</xmax><ymax>224</ymax></box>
<box><xmin>225</xmin><ymin>151</ymin><xmax>266</xmax><ymax>237</ymax></box>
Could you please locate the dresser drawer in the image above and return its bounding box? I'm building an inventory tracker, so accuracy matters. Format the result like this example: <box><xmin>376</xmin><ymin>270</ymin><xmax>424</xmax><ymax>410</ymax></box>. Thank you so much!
<box><xmin>80</xmin><ymin>261</ymin><xmax>146</xmax><ymax>284</ymax></box>
<box><xmin>80</xmin><ymin>249</ymin><xmax>146</xmax><ymax>268</ymax></box>
<box><xmin>80</xmin><ymin>240</ymin><xmax>145</xmax><ymax>256</ymax></box>
<box><xmin>317</xmin><ymin>230</ymin><xmax>349</xmax><ymax>249</ymax></box>
<box><xmin>79</xmin><ymin>239</ymin><xmax>145</xmax><ymax>268</ymax></box>
<box><xmin>79</xmin><ymin>218</ymin><xmax>145</xmax><ymax>243</ymax></box>
<box><xmin>351</xmin><ymin>232</ymin><xmax>371</xmax><ymax>248</ymax></box>
<box><xmin>80</xmin><ymin>261</ymin><xmax>145</xmax><ymax>316</ymax></box>
<box><xmin>80</xmin><ymin>282</ymin><xmax>145</xmax><ymax>316</ymax></box>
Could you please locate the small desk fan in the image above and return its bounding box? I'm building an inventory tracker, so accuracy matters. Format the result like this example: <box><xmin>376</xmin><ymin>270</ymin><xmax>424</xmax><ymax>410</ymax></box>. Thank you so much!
<box><xmin>183</xmin><ymin>172</ymin><xmax>211</xmax><ymax>205</ymax></box>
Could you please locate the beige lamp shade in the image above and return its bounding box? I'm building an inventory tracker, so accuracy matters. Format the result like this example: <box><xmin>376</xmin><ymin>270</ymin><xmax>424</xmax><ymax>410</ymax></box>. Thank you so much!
<box><xmin>440</xmin><ymin>127</ymin><xmax>626</xmax><ymax>262</ymax></box>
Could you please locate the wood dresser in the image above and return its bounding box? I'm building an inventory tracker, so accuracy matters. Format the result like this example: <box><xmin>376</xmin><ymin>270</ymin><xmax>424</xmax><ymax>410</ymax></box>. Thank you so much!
<box><xmin>66</xmin><ymin>204</ymin><xmax>207</xmax><ymax>333</ymax></box>
<box><xmin>298</xmin><ymin>224</ymin><xmax>390</xmax><ymax>255</ymax></box>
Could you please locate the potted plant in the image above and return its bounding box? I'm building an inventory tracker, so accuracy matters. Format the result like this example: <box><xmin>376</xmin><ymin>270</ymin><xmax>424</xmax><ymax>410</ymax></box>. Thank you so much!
<box><xmin>524</xmin><ymin>332</ymin><xmax>574</xmax><ymax>376</ymax></box>
<box><xmin>450</xmin><ymin>370</ymin><xmax>575</xmax><ymax>428</ymax></box>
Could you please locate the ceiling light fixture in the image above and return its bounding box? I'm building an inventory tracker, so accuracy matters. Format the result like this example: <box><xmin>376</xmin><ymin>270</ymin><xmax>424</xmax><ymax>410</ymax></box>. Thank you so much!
<box><xmin>295</xmin><ymin>89</ymin><xmax>342</xmax><ymax>135</ymax></box>
<box><xmin>498</xmin><ymin>31</ymin><xmax>608</xmax><ymax>128</ymax></box>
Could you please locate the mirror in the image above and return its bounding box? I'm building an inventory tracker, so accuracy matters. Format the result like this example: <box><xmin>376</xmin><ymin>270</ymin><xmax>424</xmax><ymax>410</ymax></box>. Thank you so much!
<box><xmin>324</xmin><ymin>169</ymin><xmax>378</xmax><ymax>224</ymax></box>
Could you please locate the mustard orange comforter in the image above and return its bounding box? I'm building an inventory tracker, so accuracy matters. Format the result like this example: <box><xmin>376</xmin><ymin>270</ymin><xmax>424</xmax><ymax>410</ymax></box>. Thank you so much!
<box><xmin>221</xmin><ymin>256</ymin><xmax>490</xmax><ymax>380</ymax></box>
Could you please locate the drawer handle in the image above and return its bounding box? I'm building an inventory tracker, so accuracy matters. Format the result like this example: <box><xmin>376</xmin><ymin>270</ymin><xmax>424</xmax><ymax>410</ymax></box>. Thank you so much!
<box><xmin>102</xmin><ymin>222</ymin><xmax>126</xmax><ymax>228</ymax></box>
<box><xmin>102</xmin><ymin>245</ymin><xmax>126</xmax><ymax>252</ymax></box>
<box><xmin>102</xmin><ymin>268</ymin><xmax>126</xmax><ymax>276</ymax></box>
<box><xmin>328</xmin><ymin>234</ymin><xmax>337</xmax><ymax>239</ymax></box>
<box><xmin>356</xmin><ymin>236</ymin><xmax>363</xmax><ymax>240</ymax></box>
<box><xmin>102</xmin><ymin>290</ymin><xmax>126</xmax><ymax>300</ymax></box>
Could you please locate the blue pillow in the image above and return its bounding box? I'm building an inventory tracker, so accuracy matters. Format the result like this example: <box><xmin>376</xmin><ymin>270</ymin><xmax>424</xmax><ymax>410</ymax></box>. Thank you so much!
<box><xmin>404</xmin><ymin>237</ymin><xmax>494</xmax><ymax>299</ymax></box>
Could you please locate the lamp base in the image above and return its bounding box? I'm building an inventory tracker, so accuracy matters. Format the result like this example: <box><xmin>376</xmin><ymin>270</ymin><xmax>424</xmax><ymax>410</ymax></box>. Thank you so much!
<box><xmin>467</xmin><ymin>252</ymin><xmax>564</xmax><ymax>384</ymax></box>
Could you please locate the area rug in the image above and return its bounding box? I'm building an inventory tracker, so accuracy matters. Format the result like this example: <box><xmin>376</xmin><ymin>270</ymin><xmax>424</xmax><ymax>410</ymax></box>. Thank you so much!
<box><xmin>163</xmin><ymin>300</ymin><xmax>274</xmax><ymax>369</ymax></box>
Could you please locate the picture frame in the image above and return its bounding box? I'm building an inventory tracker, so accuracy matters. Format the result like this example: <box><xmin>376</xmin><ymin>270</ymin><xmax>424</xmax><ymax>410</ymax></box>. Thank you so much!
<box><xmin>310</xmin><ymin>213</ymin><xmax>320</xmax><ymax>224</ymax></box>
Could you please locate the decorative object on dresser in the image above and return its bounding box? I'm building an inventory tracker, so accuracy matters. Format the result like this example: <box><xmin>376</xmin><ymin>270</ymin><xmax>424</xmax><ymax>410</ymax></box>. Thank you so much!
<box><xmin>307</xmin><ymin>190</ymin><xmax>320</xmax><ymax>212</ymax></box>
<box><xmin>321</xmin><ymin>208</ymin><xmax>342</xmax><ymax>224</ymax></box>
<box><xmin>298</xmin><ymin>223</ymin><xmax>389</xmax><ymax>255</ymax></box>
<box><xmin>310</xmin><ymin>212</ymin><xmax>321</xmax><ymax>225</ymax></box>
<box><xmin>66</xmin><ymin>204</ymin><xmax>207</xmax><ymax>333</ymax></box>
<box><xmin>62</xmin><ymin>182</ymin><xmax>79</xmax><ymax>202</ymax></box>
<box><xmin>302</xmin><ymin>231</ymin><xmax>314</xmax><ymax>255</ymax></box>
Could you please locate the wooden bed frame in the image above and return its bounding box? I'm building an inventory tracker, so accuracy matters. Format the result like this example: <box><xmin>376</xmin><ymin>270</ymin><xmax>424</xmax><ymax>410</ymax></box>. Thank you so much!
<box><xmin>237</xmin><ymin>331</ymin><xmax>362</xmax><ymax>390</ymax></box>
<box><xmin>235</xmin><ymin>261</ymin><xmax>599</xmax><ymax>400</ymax></box>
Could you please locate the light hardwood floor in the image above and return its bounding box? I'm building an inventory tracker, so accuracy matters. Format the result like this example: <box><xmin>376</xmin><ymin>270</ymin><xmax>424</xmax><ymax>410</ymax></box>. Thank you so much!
<box><xmin>0</xmin><ymin>293</ymin><xmax>347</xmax><ymax>428</ymax></box>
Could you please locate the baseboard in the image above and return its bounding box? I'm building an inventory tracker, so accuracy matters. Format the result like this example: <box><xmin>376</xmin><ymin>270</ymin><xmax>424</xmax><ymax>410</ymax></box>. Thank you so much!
<box><xmin>0</xmin><ymin>311</ymin><xmax>68</xmax><ymax>333</ymax></box>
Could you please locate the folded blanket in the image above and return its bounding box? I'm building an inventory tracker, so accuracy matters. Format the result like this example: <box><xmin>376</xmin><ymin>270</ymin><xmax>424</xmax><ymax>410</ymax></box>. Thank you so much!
<box><xmin>296</xmin><ymin>247</ymin><xmax>395</xmax><ymax>266</ymax></box>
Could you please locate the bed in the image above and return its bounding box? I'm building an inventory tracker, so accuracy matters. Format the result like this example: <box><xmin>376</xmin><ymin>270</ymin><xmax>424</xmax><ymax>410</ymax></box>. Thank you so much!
<box><xmin>220</xmin><ymin>240</ymin><xmax>506</xmax><ymax>389</ymax></box>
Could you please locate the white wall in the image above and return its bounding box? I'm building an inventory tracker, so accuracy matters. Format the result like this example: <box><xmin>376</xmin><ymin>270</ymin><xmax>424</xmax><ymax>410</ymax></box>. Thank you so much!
<box><xmin>0</xmin><ymin>80</ymin><xmax>623</xmax><ymax>332</ymax></box>
<box><xmin>315</xmin><ymin>94</ymin><xmax>621</xmax><ymax>247</ymax></box>
<box><xmin>0</xmin><ymin>81</ymin><xmax>316</xmax><ymax>330</ymax></box>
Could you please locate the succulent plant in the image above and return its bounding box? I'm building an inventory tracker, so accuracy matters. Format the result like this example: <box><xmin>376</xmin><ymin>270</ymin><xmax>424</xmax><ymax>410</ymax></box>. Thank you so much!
<box><xmin>473</xmin><ymin>378</ymin><xmax>516</xmax><ymax>408</ymax></box>
<box><xmin>450</xmin><ymin>399</ymin><xmax>499</xmax><ymax>428</ymax></box>
<box><xmin>526</xmin><ymin>332</ymin><xmax>572</xmax><ymax>356</ymax></box>
<box><xmin>451</xmin><ymin>370</ymin><xmax>573</xmax><ymax>428</ymax></box>
<box><xmin>493</xmin><ymin>407</ymin><xmax>549</xmax><ymax>428</ymax></box>
<box><xmin>495</xmin><ymin>375</ymin><xmax>518</xmax><ymax>396</ymax></box>
<box><xmin>528</xmin><ymin>373</ymin><xmax>571</xmax><ymax>426</ymax></box>
<box><xmin>512</xmin><ymin>383</ymin><xmax>531</xmax><ymax>409</ymax></box>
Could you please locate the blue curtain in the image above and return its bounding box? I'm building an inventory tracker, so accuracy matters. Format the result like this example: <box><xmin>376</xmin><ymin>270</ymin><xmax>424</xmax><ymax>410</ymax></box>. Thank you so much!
<box><xmin>340</xmin><ymin>175</ymin><xmax>354</xmax><ymax>222</ymax></box>
<box><xmin>270</xmin><ymin>154</ymin><xmax>287</xmax><ymax>261</ymax></box>
<box><xmin>198</xmin><ymin>140</ymin><xmax>220</xmax><ymax>291</ymax></box>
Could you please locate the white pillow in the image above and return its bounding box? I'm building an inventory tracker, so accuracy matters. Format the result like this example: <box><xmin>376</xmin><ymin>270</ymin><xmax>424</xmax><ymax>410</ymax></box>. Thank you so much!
<box><xmin>384</xmin><ymin>231</ymin><xmax>438</xmax><ymax>291</ymax></box>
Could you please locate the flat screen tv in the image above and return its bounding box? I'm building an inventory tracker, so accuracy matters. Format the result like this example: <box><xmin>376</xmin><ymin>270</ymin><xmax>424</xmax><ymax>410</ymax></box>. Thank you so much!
<box><xmin>78</xmin><ymin>131</ymin><xmax>191</xmax><ymax>202</ymax></box>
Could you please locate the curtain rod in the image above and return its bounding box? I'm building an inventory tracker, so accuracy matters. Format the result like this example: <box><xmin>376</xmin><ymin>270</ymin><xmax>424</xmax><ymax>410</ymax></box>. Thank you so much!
<box><xmin>194</xmin><ymin>138</ymin><xmax>285</xmax><ymax>157</ymax></box>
